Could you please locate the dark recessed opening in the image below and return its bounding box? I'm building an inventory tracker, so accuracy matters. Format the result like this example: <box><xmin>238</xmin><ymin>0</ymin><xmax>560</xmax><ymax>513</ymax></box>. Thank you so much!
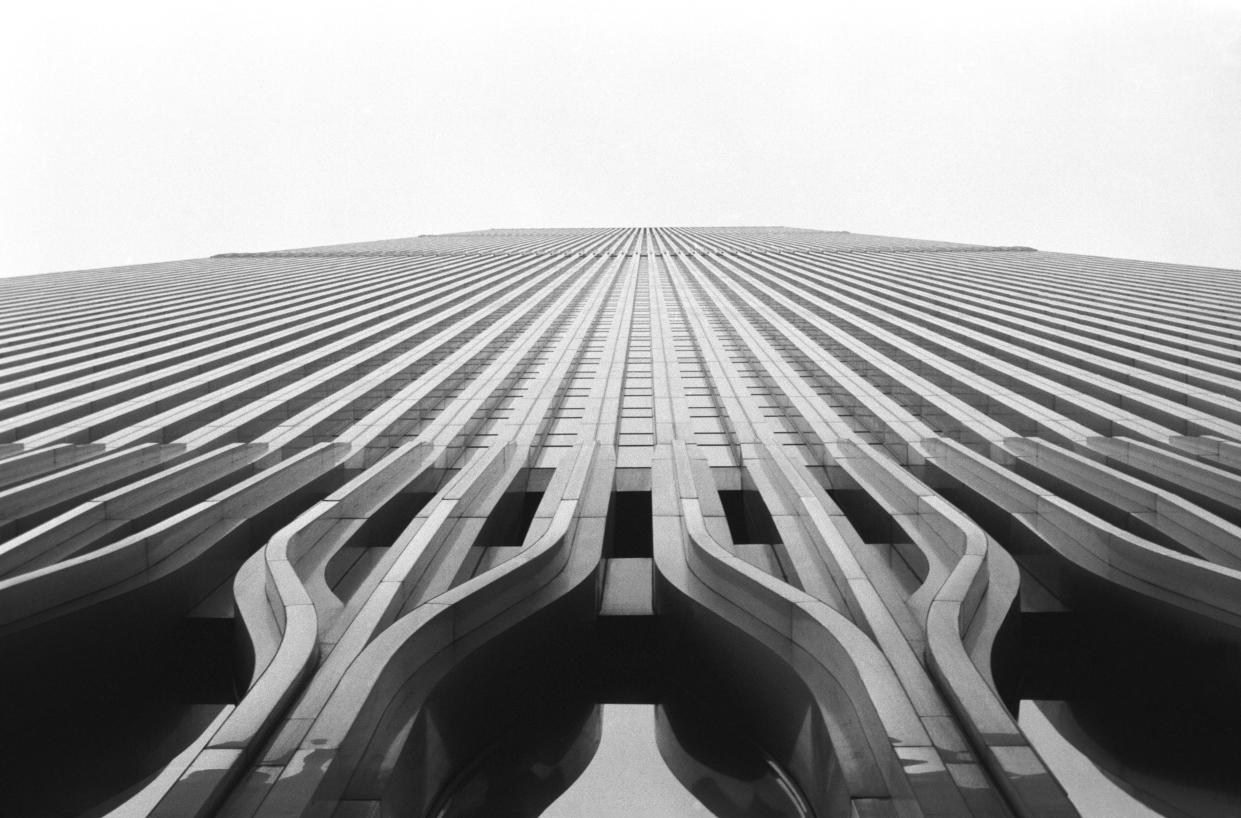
<box><xmin>826</xmin><ymin>488</ymin><xmax>926</xmax><ymax>596</ymax></box>
<box><xmin>939</xmin><ymin>479</ymin><xmax>1241</xmax><ymax>815</ymax></box>
<box><xmin>326</xmin><ymin>491</ymin><xmax>437</xmax><ymax>600</ymax></box>
<box><xmin>0</xmin><ymin>612</ymin><xmax>241</xmax><ymax>818</ymax></box>
<box><xmin>0</xmin><ymin>468</ymin><xmax>348</xmax><ymax>818</ymax></box>
<box><xmin>357</xmin><ymin>491</ymin><xmax>437</xmax><ymax>548</ymax></box>
<box><xmin>826</xmin><ymin>488</ymin><xmax>906</xmax><ymax>544</ymax></box>
<box><xmin>478</xmin><ymin>490</ymin><xmax>545</xmax><ymax>549</ymax></box>
<box><xmin>717</xmin><ymin>489</ymin><xmax>781</xmax><ymax>545</ymax></box>
<box><xmin>412</xmin><ymin>585</ymin><xmax>814</xmax><ymax>818</ymax></box>
<box><xmin>605</xmin><ymin>491</ymin><xmax>653</xmax><ymax>558</ymax></box>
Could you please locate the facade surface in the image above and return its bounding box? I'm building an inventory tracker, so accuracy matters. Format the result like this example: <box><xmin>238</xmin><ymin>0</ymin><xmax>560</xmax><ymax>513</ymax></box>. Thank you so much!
<box><xmin>1</xmin><ymin>227</ymin><xmax>1240</xmax><ymax>817</ymax></box>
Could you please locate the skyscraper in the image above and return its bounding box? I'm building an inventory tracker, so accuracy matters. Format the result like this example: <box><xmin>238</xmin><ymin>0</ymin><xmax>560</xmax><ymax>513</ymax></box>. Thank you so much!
<box><xmin>2</xmin><ymin>227</ymin><xmax>1239</xmax><ymax>817</ymax></box>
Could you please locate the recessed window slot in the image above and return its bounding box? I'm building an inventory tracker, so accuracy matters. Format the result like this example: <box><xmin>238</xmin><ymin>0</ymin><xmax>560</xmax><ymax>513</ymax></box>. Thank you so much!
<box><xmin>605</xmin><ymin>491</ymin><xmax>653</xmax><ymax>558</ymax></box>
<box><xmin>717</xmin><ymin>489</ymin><xmax>781</xmax><ymax>545</ymax></box>
<box><xmin>828</xmin><ymin>488</ymin><xmax>927</xmax><ymax>594</ymax></box>
<box><xmin>477</xmin><ymin>489</ymin><xmax>544</xmax><ymax>549</ymax></box>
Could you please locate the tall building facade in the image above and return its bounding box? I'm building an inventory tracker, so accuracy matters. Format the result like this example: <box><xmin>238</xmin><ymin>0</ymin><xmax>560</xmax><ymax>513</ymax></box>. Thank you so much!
<box><xmin>1</xmin><ymin>227</ymin><xmax>1239</xmax><ymax>817</ymax></box>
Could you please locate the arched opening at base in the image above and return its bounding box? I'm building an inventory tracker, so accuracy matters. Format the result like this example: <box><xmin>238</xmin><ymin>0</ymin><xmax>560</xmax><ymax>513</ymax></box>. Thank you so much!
<box><xmin>378</xmin><ymin>578</ymin><xmax>822</xmax><ymax>818</ymax></box>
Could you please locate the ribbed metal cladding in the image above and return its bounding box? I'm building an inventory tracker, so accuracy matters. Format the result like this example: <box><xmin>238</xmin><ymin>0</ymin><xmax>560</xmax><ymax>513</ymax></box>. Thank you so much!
<box><xmin>1</xmin><ymin>227</ymin><xmax>1240</xmax><ymax>817</ymax></box>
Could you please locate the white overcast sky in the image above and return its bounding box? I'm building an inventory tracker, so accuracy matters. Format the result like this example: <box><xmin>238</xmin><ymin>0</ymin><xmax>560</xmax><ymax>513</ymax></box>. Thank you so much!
<box><xmin>2</xmin><ymin>0</ymin><xmax>1240</xmax><ymax>278</ymax></box>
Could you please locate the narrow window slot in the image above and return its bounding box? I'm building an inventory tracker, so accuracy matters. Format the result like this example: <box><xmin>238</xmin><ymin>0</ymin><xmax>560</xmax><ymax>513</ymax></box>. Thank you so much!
<box><xmin>826</xmin><ymin>489</ymin><xmax>905</xmax><ymax>545</ymax></box>
<box><xmin>356</xmin><ymin>492</ymin><xmax>437</xmax><ymax>548</ymax></box>
<box><xmin>327</xmin><ymin>491</ymin><xmax>437</xmax><ymax>599</ymax></box>
<box><xmin>605</xmin><ymin>491</ymin><xmax>653</xmax><ymax>558</ymax></box>
<box><xmin>827</xmin><ymin>488</ymin><xmax>927</xmax><ymax>592</ymax></box>
<box><xmin>717</xmin><ymin>490</ymin><xmax>781</xmax><ymax>545</ymax></box>
<box><xmin>477</xmin><ymin>490</ymin><xmax>545</xmax><ymax>549</ymax></box>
